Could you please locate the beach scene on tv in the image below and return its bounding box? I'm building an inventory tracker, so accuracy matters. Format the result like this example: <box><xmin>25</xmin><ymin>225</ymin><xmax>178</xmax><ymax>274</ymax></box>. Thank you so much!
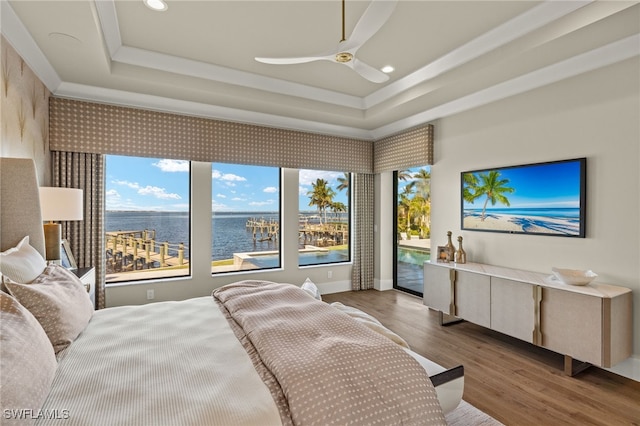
<box><xmin>461</xmin><ymin>160</ymin><xmax>584</xmax><ymax>237</ymax></box>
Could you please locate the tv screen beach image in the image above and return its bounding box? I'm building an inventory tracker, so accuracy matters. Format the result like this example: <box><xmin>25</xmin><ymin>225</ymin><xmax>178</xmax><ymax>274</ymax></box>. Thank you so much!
<box><xmin>461</xmin><ymin>159</ymin><xmax>585</xmax><ymax>237</ymax></box>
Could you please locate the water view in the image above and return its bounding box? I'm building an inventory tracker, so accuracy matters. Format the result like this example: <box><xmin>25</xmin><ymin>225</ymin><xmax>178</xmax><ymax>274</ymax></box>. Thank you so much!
<box><xmin>105</xmin><ymin>155</ymin><xmax>351</xmax><ymax>281</ymax></box>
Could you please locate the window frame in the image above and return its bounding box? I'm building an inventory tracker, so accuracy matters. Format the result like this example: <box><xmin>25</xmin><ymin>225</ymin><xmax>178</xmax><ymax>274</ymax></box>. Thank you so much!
<box><xmin>298</xmin><ymin>170</ymin><xmax>352</xmax><ymax>268</ymax></box>
<box><xmin>210</xmin><ymin>163</ymin><xmax>282</xmax><ymax>275</ymax></box>
<box><xmin>104</xmin><ymin>155</ymin><xmax>192</xmax><ymax>285</ymax></box>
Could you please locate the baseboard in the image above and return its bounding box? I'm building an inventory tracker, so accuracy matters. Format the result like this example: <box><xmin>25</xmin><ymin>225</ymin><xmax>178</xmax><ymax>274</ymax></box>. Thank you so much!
<box><xmin>319</xmin><ymin>279</ymin><xmax>394</xmax><ymax>294</ymax></box>
<box><xmin>374</xmin><ymin>278</ymin><xmax>393</xmax><ymax>291</ymax></box>
<box><xmin>318</xmin><ymin>280</ymin><xmax>351</xmax><ymax>295</ymax></box>
<box><xmin>605</xmin><ymin>355</ymin><xmax>640</xmax><ymax>382</ymax></box>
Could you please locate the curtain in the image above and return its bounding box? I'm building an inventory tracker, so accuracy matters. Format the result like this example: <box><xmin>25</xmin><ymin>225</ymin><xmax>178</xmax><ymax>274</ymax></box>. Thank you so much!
<box><xmin>52</xmin><ymin>152</ymin><xmax>106</xmax><ymax>309</ymax></box>
<box><xmin>351</xmin><ymin>173</ymin><xmax>375</xmax><ymax>291</ymax></box>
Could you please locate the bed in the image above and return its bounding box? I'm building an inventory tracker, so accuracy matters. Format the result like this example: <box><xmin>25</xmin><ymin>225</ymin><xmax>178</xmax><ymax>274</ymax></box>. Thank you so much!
<box><xmin>0</xmin><ymin>157</ymin><xmax>463</xmax><ymax>425</ymax></box>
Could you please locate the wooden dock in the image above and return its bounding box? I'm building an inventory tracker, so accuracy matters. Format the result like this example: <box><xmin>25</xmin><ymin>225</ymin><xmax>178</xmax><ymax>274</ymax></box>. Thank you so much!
<box><xmin>105</xmin><ymin>230</ymin><xmax>188</xmax><ymax>274</ymax></box>
<box><xmin>246</xmin><ymin>218</ymin><xmax>279</xmax><ymax>242</ymax></box>
<box><xmin>246</xmin><ymin>217</ymin><xmax>349</xmax><ymax>247</ymax></box>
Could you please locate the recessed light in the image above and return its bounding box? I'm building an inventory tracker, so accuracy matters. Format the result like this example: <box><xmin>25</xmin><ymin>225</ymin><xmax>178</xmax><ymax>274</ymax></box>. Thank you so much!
<box><xmin>144</xmin><ymin>0</ymin><xmax>167</xmax><ymax>11</ymax></box>
<box><xmin>381</xmin><ymin>65</ymin><xmax>394</xmax><ymax>74</ymax></box>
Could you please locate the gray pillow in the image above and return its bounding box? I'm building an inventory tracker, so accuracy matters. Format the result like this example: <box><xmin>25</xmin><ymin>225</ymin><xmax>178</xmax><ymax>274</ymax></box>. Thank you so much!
<box><xmin>5</xmin><ymin>264</ymin><xmax>94</xmax><ymax>353</ymax></box>
<box><xmin>0</xmin><ymin>292</ymin><xmax>57</xmax><ymax>423</ymax></box>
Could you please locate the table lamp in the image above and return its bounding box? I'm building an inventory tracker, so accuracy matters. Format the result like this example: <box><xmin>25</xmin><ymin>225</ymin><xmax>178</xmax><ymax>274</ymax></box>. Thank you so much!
<box><xmin>39</xmin><ymin>187</ymin><xmax>83</xmax><ymax>261</ymax></box>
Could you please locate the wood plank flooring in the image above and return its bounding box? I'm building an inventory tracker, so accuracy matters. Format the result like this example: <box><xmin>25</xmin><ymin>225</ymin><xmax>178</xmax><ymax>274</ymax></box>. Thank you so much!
<box><xmin>322</xmin><ymin>290</ymin><xmax>640</xmax><ymax>426</ymax></box>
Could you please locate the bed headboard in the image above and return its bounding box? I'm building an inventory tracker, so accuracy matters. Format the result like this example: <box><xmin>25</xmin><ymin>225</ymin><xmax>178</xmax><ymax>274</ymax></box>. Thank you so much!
<box><xmin>0</xmin><ymin>158</ymin><xmax>46</xmax><ymax>257</ymax></box>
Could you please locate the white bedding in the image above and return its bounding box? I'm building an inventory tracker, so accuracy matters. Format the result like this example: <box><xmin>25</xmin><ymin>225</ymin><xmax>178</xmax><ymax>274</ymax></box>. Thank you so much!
<box><xmin>37</xmin><ymin>297</ymin><xmax>281</xmax><ymax>426</ymax></box>
<box><xmin>36</xmin><ymin>295</ymin><xmax>462</xmax><ymax>425</ymax></box>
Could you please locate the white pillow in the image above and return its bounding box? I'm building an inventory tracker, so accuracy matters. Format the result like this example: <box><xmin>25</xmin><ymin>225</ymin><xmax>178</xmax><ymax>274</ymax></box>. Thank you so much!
<box><xmin>301</xmin><ymin>277</ymin><xmax>322</xmax><ymax>300</ymax></box>
<box><xmin>0</xmin><ymin>236</ymin><xmax>47</xmax><ymax>283</ymax></box>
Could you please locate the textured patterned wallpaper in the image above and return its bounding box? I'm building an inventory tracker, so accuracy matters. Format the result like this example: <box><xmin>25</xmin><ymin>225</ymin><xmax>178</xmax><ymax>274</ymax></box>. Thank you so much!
<box><xmin>0</xmin><ymin>36</ymin><xmax>51</xmax><ymax>184</ymax></box>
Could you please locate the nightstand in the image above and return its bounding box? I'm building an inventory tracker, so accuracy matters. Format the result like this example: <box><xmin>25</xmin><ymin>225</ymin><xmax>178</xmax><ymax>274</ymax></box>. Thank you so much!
<box><xmin>72</xmin><ymin>267</ymin><xmax>96</xmax><ymax>309</ymax></box>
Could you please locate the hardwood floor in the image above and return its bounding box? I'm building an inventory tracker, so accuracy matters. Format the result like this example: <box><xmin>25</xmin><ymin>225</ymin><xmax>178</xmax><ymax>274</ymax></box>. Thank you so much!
<box><xmin>322</xmin><ymin>290</ymin><xmax>640</xmax><ymax>426</ymax></box>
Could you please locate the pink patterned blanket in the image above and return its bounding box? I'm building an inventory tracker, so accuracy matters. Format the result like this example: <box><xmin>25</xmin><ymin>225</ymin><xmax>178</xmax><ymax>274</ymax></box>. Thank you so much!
<box><xmin>213</xmin><ymin>280</ymin><xmax>446</xmax><ymax>426</ymax></box>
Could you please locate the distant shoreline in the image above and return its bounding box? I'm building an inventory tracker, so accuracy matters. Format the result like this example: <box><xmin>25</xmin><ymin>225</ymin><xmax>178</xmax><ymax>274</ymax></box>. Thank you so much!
<box><xmin>463</xmin><ymin>212</ymin><xmax>580</xmax><ymax>235</ymax></box>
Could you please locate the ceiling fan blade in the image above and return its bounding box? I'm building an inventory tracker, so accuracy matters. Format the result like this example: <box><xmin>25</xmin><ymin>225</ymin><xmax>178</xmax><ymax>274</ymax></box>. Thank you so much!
<box><xmin>347</xmin><ymin>58</ymin><xmax>390</xmax><ymax>83</ymax></box>
<box><xmin>255</xmin><ymin>56</ymin><xmax>330</xmax><ymax>65</ymax></box>
<box><xmin>342</xmin><ymin>0</ymin><xmax>398</xmax><ymax>52</ymax></box>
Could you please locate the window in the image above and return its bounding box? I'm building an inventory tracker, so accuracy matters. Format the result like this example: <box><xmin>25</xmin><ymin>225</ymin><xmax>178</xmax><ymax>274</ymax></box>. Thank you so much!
<box><xmin>394</xmin><ymin>166</ymin><xmax>431</xmax><ymax>296</ymax></box>
<box><xmin>298</xmin><ymin>170</ymin><xmax>350</xmax><ymax>266</ymax></box>
<box><xmin>105</xmin><ymin>156</ymin><xmax>190</xmax><ymax>283</ymax></box>
<box><xmin>211</xmin><ymin>163</ymin><xmax>281</xmax><ymax>274</ymax></box>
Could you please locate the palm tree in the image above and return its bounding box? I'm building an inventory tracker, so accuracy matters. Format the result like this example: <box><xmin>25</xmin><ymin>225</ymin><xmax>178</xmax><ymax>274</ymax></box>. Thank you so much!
<box><xmin>411</xmin><ymin>168</ymin><xmax>431</xmax><ymax>237</ymax></box>
<box><xmin>412</xmin><ymin>168</ymin><xmax>431</xmax><ymax>201</ymax></box>
<box><xmin>330</xmin><ymin>201</ymin><xmax>346</xmax><ymax>219</ymax></box>
<box><xmin>462</xmin><ymin>172</ymin><xmax>480</xmax><ymax>204</ymax></box>
<box><xmin>307</xmin><ymin>178</ymin><xmax>335</xmax><ymax>225</ymax></box>
<box><xmin>336</xmin><ymin>173</ymin><xmax>349</xmax><ymax>195</ymax></box>
<box><xmin>397</xmin><ymin>169</ymin><xmax>413</xmax><ymax>182</ymax></box>
<box><xmin>474</xmin><ymin>170</ymin><xmax>515</xmax><ymax>221</ymax></box>
<box><xmin>397</xmin><ymin>184</ymin><xmax>415</xmax><ymax>233</ymax></box>
<box><xmin>410</xmin><ymin>195</ymin><xmax>431</xmax><ymax>238</ymax></box>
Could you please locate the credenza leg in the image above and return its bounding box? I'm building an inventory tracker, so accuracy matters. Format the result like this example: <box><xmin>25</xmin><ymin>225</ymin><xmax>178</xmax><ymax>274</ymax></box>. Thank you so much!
<box><xmin>564</xmin><ymin>355</ymin><xmax>591</xmax><ymax>376</ymax></box>
<box><xmin>439</xmin><ymin>311</ymin><xmax>463</xmax><ymax>326</ymax></box>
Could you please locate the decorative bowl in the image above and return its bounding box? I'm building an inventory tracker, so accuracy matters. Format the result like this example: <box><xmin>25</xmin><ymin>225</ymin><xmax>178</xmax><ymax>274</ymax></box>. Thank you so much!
<box><xmin>551</xmin><ymin>267</ymin><xmax>597</xmax><ymax>286</ymax></box>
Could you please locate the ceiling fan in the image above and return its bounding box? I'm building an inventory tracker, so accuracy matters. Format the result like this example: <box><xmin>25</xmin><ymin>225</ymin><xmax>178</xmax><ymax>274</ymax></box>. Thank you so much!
<box><xmin>255</xmin><ymin>0</ymin><xmax>397</xmax><ymax>83</ymax></box>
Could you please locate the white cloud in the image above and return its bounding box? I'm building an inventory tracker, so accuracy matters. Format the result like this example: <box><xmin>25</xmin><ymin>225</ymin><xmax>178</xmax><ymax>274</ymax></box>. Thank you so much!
<box><xmin>299</xmin><ymin>170</ymin><xmax>343</xmax><ymax>186</ymax></box>
<box><xmin>212</xmin><ymin>200</ymin><xmax>229</xmax><ymax>211</ymax></box>
<box><xmin>106</xmin><ymin>189</ymin><xmax>120</xmax><ymax>198</ymax></box>
<box><xmin>112</xmin><ymin>179</ymin><xmax>181</xmax><ymax>200</ymax></box>
<box><xmin>216</xmin><ymin>193</ymin><xmax>227</xmax><ymax>199</ymax></box>
<box><xmin>212</xmin><ymin>169</ymin><xmax>247</xmax><ymax>182</ymax></box>
<box><xmin>113</xmin><ymin>179</ymin><xmax>140</xmax><ymax>190</ymax></box>
<box><xmin>231</xmin><ymin>197</ymin><xmax>246</xmax><ymax>202</ymax></box>
<box><xmin>138</xmin><ymin>185</ymin><xmax>182</xmax><ymax>200</ymax></box>
<box><xmin>249</xmin><ymin>199</ymin><xmax>275</xmax><ymax>207</ymax></box>
<box><xmin>153</xmin><ymin>159</ymin><xmax>189</xmax><ymax>172</ymax></box>
<box><xmin>263</xmin><ymin>186</ymin><xmax>278</xmax><ymax>193</ymax></box>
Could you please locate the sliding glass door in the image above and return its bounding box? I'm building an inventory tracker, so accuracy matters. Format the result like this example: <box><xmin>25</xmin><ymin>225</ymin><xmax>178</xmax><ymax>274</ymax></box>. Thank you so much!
<box><xmin>393</xmin><ymin>167</ymin><xmax>431</xmax><ymax>297</ymax></box>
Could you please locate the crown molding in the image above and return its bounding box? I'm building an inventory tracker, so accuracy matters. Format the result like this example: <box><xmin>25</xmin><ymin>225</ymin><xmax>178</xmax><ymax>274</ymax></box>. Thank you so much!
<box><xmin>2</xmin><ymin>0</ymin><xmax>638</xmax><ymax>141</ymax></box>
<box><xmin>0</xmin><ymin>0</ymin><xmax>62</xmax><ymax>92</ymax></box>
<box><xmin>371</xmin><ymin>34</ymin><xmax>640</xmax><ymax>139</ymax></box>
<box><xmin>363</xmin><ymin>0</ymin><xmax>592</xmax><ymax>108</ymax></box>
<box><xmin>96</xmin><ymin>0</ymin><xmax>591</xmax><ymax>111</ymax></box>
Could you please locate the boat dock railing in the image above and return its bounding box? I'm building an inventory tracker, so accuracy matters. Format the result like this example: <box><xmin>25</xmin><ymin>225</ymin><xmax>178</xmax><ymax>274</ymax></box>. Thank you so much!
<box><xmin>105</xmin><ymin>230</ymin><xmax>189</xmax><ymax>273</ymax></box>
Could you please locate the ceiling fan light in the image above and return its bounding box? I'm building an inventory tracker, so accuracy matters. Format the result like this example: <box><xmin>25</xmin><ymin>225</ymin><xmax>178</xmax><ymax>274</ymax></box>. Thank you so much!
<box><xmin>381</xmin><ymin>65</ymin><xmax>394</xmax><ymax>73</ymax></box>
<box><xmin>144</xmin><ymin>0</ymin><xmax>167</xmax><ymax>12</ymax></box>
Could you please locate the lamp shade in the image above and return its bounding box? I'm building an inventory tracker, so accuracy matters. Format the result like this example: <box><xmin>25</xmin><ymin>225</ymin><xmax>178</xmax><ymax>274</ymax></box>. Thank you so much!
<box><xmin>39</xmin><ymin>187</ymin><xmax>83</xmax><ymax>221</ymax></box>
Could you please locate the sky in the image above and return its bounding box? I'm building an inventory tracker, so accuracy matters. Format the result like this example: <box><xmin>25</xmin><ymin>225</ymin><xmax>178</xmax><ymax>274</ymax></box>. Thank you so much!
<box><xmin>105</xmin><ymin>155</ymin><xmax>349</xmax><ymax>212</ymax></box>
<box><xmin>462</xmin><ymin>160</ymin><xmax>583</xmax><ymax>210</ymax></box>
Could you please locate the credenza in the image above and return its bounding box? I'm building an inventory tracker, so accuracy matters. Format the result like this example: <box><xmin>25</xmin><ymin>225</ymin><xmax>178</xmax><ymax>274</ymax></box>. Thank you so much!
<box><xmin>423</xmin><ymin>261</ymin><xmax>633</xmax><ymax>375</ymax></box>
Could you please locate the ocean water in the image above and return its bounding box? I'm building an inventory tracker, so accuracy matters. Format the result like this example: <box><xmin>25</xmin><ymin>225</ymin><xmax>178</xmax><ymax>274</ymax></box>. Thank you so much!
<box><xmin>463</xmin><ymin>207</ymin><xmax>580</xmax><ymax>219</ymax></box>
<box><xmin>105</xmin><ymin>211</ymin><xmax>347</xmax><ymax>261</ymax></box>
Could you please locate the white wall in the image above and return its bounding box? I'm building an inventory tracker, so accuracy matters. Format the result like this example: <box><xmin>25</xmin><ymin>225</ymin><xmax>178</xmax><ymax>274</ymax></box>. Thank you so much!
<box><xmin>106</xmin><ymin>167</ymin><xmax>353</xmax><ymax>306</ymax></box>
<box><xmin>374</xmin><ymin>172</ymin><xmax>394</xmax><ymax>291</ymax></box>
<box><xmin>426</xmin><ymin>58</ymin><xmax>639</xmax><ymax>362</ymax></box>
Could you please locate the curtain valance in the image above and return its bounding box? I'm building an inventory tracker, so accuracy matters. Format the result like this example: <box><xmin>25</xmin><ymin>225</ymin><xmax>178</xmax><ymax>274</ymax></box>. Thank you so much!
<box><xmin>373</xmin><ymin>125</ymin><xmax>434</xmax><ymax>173</ymax></box>
<box><xmin>50</xmin><ymin>97</ymin><xmax>433</xmax><ymax>173</ymax></box>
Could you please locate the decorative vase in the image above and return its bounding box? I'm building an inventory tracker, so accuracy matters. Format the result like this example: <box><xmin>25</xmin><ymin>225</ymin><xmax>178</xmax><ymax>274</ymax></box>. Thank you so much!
<box><xmin>455</xmin><ymin>236</ymin><xmax>466</xmax><ymax>264</ymax></box>
<box><xmin>445</xmin><ymin>231</ymin><xmax>455</xmax><ymax>262</ymax></box>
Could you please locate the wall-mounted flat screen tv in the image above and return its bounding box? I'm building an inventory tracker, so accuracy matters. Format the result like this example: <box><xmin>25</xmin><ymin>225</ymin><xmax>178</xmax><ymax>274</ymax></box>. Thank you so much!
<box><xmin>461</xmin><ymin>158</ymin><xmax>586</xmax><ymax>237</ymax></box>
